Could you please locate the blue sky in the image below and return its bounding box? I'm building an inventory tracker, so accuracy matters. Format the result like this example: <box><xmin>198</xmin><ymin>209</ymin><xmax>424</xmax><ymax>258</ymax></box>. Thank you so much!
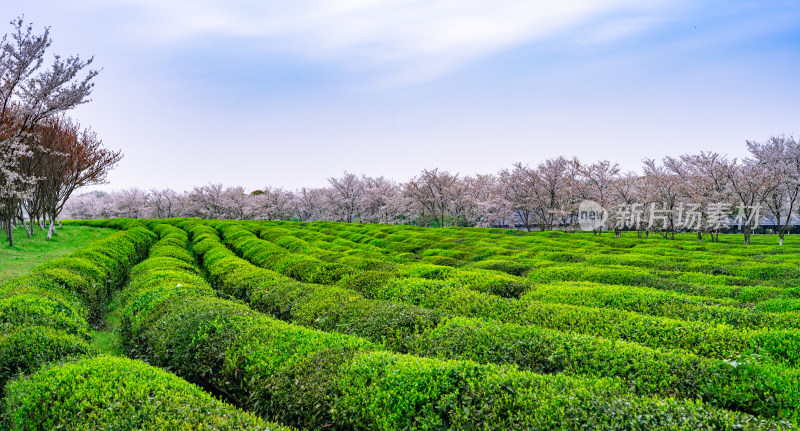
<box><xmin>6</xmin><ymin>1</ymin><xmax>800</xmax><ymax>190</ymax></box>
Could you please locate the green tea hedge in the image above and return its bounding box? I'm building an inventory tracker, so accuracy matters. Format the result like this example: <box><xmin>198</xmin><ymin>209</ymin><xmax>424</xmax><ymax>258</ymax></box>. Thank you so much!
<box><xmin>1</xmin><ymin>222</ymin><xmax>276</xmax><ymax>430</ymax></box>
<box><xmin>191</xmin><ymin>221</ymin><xmax>800</xmax><ymax>421</ymax></box>
<box><xmin>3</xmin><ymin>356</ymin><xmax>276</xmax><ymax>430</ymax></box>
<box><xmin>110</xmin><ymin>220</ymin><xmax>790</xmax><ymax>430</ymax></box>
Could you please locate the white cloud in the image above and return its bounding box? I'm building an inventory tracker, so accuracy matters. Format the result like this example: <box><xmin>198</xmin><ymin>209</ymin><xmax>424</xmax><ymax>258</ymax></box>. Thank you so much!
<box><xmin>109</xmin><ymin>0</ymin><xmax>672</xmax><ymax>83</ymax></box>
<box><xmin>572</xmin><ymin>16</ymin><xmax>661</xmax><ymax>47</ymax></box>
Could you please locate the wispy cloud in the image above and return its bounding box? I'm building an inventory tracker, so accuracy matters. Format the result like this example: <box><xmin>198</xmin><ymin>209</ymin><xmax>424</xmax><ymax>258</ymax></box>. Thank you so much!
<box><xmin>18</xmin><ymin>0</ymin><xmax>800</xmax><ymax>191</ymax></box>
<box><xmin>109</xmin><ymin>0</ymin><xmax>674</xmax><ymax>83</ymax></box>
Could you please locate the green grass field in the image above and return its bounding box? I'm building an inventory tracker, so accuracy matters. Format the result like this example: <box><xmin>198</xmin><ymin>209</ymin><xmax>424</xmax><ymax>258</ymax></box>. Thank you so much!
<box><xmin>3</xmin><ymin>217</ymin><xmax>800</xmax><ymax>430</ymax></box>
<box><xmin>0</xmin><ymin>225</ymin><xmax>112</xmax><ymax>285</ymax></box>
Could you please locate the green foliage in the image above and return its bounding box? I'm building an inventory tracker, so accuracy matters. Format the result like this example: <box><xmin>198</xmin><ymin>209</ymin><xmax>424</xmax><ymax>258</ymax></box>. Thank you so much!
<box><xmin>0</xmin><ymin>222</ymin><xmax>281</xmax><ymax>431</ymax></box>
<box><xmin>0</xmin><ymin>326</ymin><xmax>97</xmax><ymax>394</ymax></box>
<box><xmin>756</xmin><ymin>298</ymin><xmax>800</xmax><ymax>313</ymax></box>
<box><xmin>332</xmin><ymin>351</ymin><xmax>784</xmax><ymax>430</ymax></box>
<box><xmin>522</xmin><ymin>282</ymin><xmax>800</xmax><ymax>330</ymax></box>
<box><xmin>192</xmin><ymin>220</ymin><xmax>800</xmax><ymax>422</ymax></box>
<box><xmin>55</xmin><ymin>218</ymin><xmax>800</xmax><ymax>428</ymax></box>
<box><xmin>120</xmin><ymin>228</ymin><xmax>783</xmax><ymax>430</ymax></box>
<box><xmin>469</xmin><ymin>259</ymin><xmax>532</xmax><ymax>276</ymax></box>
<box><xmin>31</xmin><ymin>226</ymin><xmax>156</xmax><ymax>324</ymax></box>
<box><xmin>0</xmin><ymin>293</ymin><xmax>90</xmax><ymax>338</ymax></box>
<box><xmin>2</xmin><ymin>355</ymin><xmax>275</xmax><ymax>430</ymax></box>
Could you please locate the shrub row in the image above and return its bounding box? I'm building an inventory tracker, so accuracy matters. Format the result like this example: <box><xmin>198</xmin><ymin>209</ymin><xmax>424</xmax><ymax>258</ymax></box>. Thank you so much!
<box><xmin>111</xmin><ymin>221</ymin><xmax>789</xmax><ymax>430</ymax></box>
<box><xmin>229</xmin><ymin>223</ymin><xmax>535</xmax><ymax>298</ymax></box>
<box><xmin>757</xmin><ymin>298</ymin><xmax>800</xmax><ymax>313</ymax></box>
<box><xmin>192</xmin><ymin>220</ymin><xmax>800</xmax><ymax>422</ymax></box>
<box><xmin>288</xmin><ymin>220</ymin><xmax>800</xmax><ymax>290</ymax></box>
<box><xmin>523</xmin><ymin>282</ymin><xmax>800</xmax><ymax>331</ymax></box>
<box><xmin>395</xmin><ymin>263</ymin><xmax>533</xmax><ymax>297</ymax></box>
<box><xmin>34</xmin><ymin>225</ymin><xmax>154</xmax><ymax>324</ymax></box>
<box><xmin>1</xmin><ymin>227</ymin><xmax>155</xmax><ymax>394</ymax></box>
<box><xmin>250</xmin><ymin>221</ymin><xmax>800</xmax><ymax>314</ymax></box>
<box><xmin>339</xmin><ymin>271</ymin><xmax>800</xmax><ymax>367</ymax></box>
<box><xmin>228</xmin><ymin>224</ymin><xmax>355</xmax><ymax>285</ymax></box>
<box><xmin>221</xmin><ymin>222</ymin><xmax>800</xmax><ymax>365</ymax></box>
<box><xmin>582</xmin><ymin>253</ymin><xmax>785</xmax><ymax>287</ymax></box>
<box><xmin>527</xmin><ymin>263</ymin><xmax>791</xmax><ymax>303</ymax></box>
<box><xmin>1</xmin><ymin>221</ymin><xmax>277</xmax><ymax>430</ymax></box>
<box><xmin>467</xmin><ymin>258</ymin><xmax>534</xmax><ymax>276</ymax></box>
<box><xmin>191</xmin><ymin>222</ymin><xmax>446</xmax><ymax>353</ymax></box>
<box><xmin>228</xmin><ymin>222</ymin><xmax>800</xmax><ymax>367</ymax></box>
<box><xmin>3</xmin><ymin>356</ymin><xmax>270</xmax><ymax>430</ymax></box>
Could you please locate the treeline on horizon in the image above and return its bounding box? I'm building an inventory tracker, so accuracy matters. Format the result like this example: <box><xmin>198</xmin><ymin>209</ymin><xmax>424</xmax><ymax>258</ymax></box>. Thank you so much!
<box><xmin>65</xmin><ymin>134</ymin><xmax>799</xmax><ymax>245</ymax></box>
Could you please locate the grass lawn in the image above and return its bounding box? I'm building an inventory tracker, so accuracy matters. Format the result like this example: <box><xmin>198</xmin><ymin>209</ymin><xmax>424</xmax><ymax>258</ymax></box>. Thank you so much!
<box><xmin>0</xmin><ymin>224</ymin><xmax>113</xmax><ymax>285</ymax></box>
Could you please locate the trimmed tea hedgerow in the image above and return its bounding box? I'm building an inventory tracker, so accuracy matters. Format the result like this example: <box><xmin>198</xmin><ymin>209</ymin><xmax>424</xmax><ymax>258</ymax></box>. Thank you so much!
<box><xmin>0</xmin><ymin>326</ymin><xmax>96</xmax><ymax>395</ymax></box>
<box><xmin>346</xmin><ymin>272</ymin><xmax>800</xmax><ymax>367</ymax></box>
<box><xmin>104</xmin><ymin>220</ymin><xmax>789</xmax><ymax>429</ymax></box>
<box><xmin>60</xmin><ymin>218</ymin><xmax>800</xmax><ymax>428</ymax></box>
<box><xmin>522</xmin><ymin>282</ymin><xmax>800</xmax><ymax>330</ymax></box>
<box><xmin>1</xmin><ymin>223</ymin><xmax>277</xmax><ymax>431</ymax></box>
<box><xmin>3</xmin><ymin>356</ymin><xmax>278</xmax><ymax>430</ymax></box>
<box><xmin>182</xmin><ymin>220</ymin><xmax>800</xmax><ymax>422</ymax></box>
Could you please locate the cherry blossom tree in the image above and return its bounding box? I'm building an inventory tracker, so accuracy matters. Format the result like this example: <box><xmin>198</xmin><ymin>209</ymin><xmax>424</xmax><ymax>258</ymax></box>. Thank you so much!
<box><xmin>149</xmin><ymin>188</ymin><xmax>182</xmax><ymax>218</ymax></box>
<box><xmin>220</xmin><ymin>186</ymin><xmax>250</xmax><ymax>220</ymax></box>
<box><xmin>250</xmin><ymin>187</ymin><xmax>294</xmax><ymax>220</ymax></box>
<box><xmin>360</xmin><ymin>176</ymin><xmax>405</xmax><ymax>224</ymax></box>
<box><xmin>459</xmin><ymin>174</ymin><xmax>502</xmax><ymax>227</ymax></box>
<box><xmin>61</xmin><ymin>190</ymin><xmax>103</xmax><ymax>219</ymax></box>
<box><xmin>671</xmin><ymin>152</ymin><xmax>734</xmax><ymax>242</ymax></box>
<box><xmin>576</xmin><ymin>160</ymin><xmax>620</xmax><ymax>235</ymax></box>
<box><xmin>404</xmin><ymin>168</ymin><xmax>460</xmax><ymax>227</ymax></box>
<box><xmin>1</xmin><ymin>17</ymin><xmax>98</xmax><ymax>246</ymax></box>
<box><xmin>326</xmin><ymin>172</ymin><xmax>363</xmax><ymax>223</ymax></box>
<box><xmin>746</xmin><ymin>135</ymin><xmax>800</xmax><ymax>245</ymax></box>
<box><xmin>608</xmin><ymin>171</ymin><xmax>642</xmax><ymax>237</ymax></box>
<box><xmin>641</xmin><ymin>158</ymin><xmax>683</xmax><ymax>239</ymax></box>
<box><xmin>111</xmin><ymin>188</ymin><xmax>150</xmax><ymax>219</ymax></box>
<box><xmin>532</xmin><ymin>157</ymin><xmax>572</xmax><ymax>231</ymax></box>
<box><xmin>28</xmin><ymin>117</ymin><xmax>120</xmax><ymax>238</ymax></box>
<box><xmin>497</xmin><ymin>163</ymin><xmax>538</xmax><ymax>231</ymax></box>
<box><xmin>726</xmin><ymin>159</ymin><xmax>778</xmax><ymax>245</ymax></box>
<box><xmin>290</xmin><ymin>187</ymin><xmax>326</xmax><ymax>222</ymax></box>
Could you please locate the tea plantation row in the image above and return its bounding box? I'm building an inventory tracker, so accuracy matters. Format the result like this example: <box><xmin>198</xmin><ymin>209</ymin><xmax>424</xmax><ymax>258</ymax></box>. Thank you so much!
<box><xmin>2</xmin><ymin>217</ymin><xmax>798</xmax><ymax>429</ymax></box>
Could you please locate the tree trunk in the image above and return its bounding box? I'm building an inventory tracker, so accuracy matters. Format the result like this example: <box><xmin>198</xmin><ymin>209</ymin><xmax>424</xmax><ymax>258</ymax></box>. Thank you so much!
<box><xmin>779</xmin><ymin>231</ymin><xmax>784</xmax><ymax>246</ymax></box>
<box><xmin>5</xmin><ymin>219</ymin><xmax>13</xmax><ymax>248</ymax></box>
